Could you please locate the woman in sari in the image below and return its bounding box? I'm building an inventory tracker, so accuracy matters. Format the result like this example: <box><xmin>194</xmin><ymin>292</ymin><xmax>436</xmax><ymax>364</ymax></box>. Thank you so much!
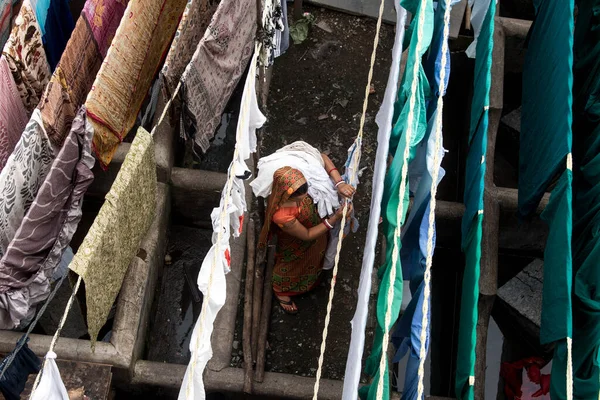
<box><xmin>258</xmin><ymin>155</ymin><xmax>355</xmax><ymax>314</ymax></box>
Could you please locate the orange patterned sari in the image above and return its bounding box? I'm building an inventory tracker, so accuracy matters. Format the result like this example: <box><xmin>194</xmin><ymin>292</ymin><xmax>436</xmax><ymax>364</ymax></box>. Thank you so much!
<box><xmin>258</xmin><ymin>167</ymin><xmax>327</xmax><ymax>296</ymax></box>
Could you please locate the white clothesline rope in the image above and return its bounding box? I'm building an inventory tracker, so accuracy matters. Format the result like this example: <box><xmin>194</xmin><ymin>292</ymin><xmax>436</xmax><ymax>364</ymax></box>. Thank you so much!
<box><xmin>183</xmin><ymin>40</ymin><xmax>261</xmax><ymax>399</ymax></box>
<box><xmin>417</xmin><ymin>0</ymin><xmax>452</xmax><ymax>397</ymax></box>
<box><xmin>311</xmin><ymin>0</ymin><xmax>387</xmax><ymax>396</ymax></box>
<box><xmin>0</xmin><ymin>269</ymin><xmax>68</xmax><ymax>380</ymax></box>
<box><xmin>29</xmin><ymin>275</ymin><xmax>82</xmax><ymax>397</ymax></box>
<box><xmin>376</xmin><ymin>0</ymin><xmax>429</xmax><ymax>397</ymax></box>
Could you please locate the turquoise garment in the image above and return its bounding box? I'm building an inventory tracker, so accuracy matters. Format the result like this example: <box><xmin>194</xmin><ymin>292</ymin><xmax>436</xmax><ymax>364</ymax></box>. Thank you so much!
<box><xmin>390</xmin><ymin>0</ymin><xmax>455</xmax><ymax>398</ymax></box>
<box><xmin>32</xmin><ymin>0</ymin><xmax>51</xmax><ymax>36</ymax></box>
<box><xmin>519</xmin><ymin>0</ymin><xmax>574</xmax><ymax>217</ymax></box>
<box><xmin>519</xmin><ymin>0</ymin><xmax>575</xmax><ymax>398</ymax></box>
<box><xmin>572</xmin><ymin>0</ymin><xmax>600</xmax><ymax>397</ymax></box>
<box><xmin>455</xmin><ymin>0</ymin><xmax>495</xmax><ymax>399</ymax></box>
<box><xmin>359</xmin><ymin>0</ymin><xmax>433</xmax><ymax>397</ymax></box>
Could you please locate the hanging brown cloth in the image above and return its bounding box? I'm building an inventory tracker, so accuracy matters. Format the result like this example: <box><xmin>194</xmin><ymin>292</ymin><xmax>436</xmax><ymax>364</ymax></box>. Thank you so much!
<box><xmin>38</xmin><ymin>0</ymin><xmax>129</xmax><ymax>148</ymax></box>
<box><xmin>180</xmin><ymin>0</ymin><xmax>257</xmax><ymax>153</ymax></box>
<box><xmin>86</xmin><ymin>0</ymin><xmax>187</xmax><ymax>168</ymax></box>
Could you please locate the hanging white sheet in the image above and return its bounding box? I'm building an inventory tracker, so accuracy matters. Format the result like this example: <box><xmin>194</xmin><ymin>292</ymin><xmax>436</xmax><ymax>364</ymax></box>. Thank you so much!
<box><xmin>341</xmin><ymin>3</ymin><xmax>408</xmax><ymax>399</ymax></box>
<box><xmin>178</xmin><ymin>47</ymin><xmax>264</xmax><ymax>400</ymax></box>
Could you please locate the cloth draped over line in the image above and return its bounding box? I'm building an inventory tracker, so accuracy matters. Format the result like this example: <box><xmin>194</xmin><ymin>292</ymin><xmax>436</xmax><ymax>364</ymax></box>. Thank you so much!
<box><xmin>2</xmin><ymin>0</ymin><xmax>50</xmax><ymax>114</ymax></box>
<box><xmin>519</xmin><ymin>0</ymin><xmax>574</xmax><ymax>398</ymax></box>
<box><xmin>0</xmin><ymin>109</ymin><xmax>55</xmax><ymax>259</ymax></box>
<box><xmin>32</xmin><ymin>0</ymin><xmax>74</xmax><ymax>71</ymax></box>
<box><xmin>455</xmin><ymin>1</ymin><xmax>495</xmax><ymax>399</ymax></box>
<box><xmin>161</xmin><ymin>0</ymin><xmax>219</xmax><ymax>95</ymax></box>
<box><xmin>258</xmin><ymin>0</ymin><xmax>283</xmax><ymax>68</ymax></box>
<box><xmin>179</xmin><ymin>47</ymin><xmax>264</xmax><ymax>400</ymax></box>
<box><xmin>0</xmin><ymin>337</ymin><xmax>40</xmax><ymax>400</ymax></box>
<box><xmin>38</xmin><ymin>0</ymin><xmax>128</xmax><ymax>148</ymax></box>
<box><xmin>0</xmin><ymin>55</ymin><xmax>29</xmax><ymax>171</ymax></box>
<box><xmin>273</xmin><ymin>0</ymin><xmax>289</xmax><ymax>59</ymax></box>
<box><xmin>180</xmin><ymin>0</ymin><xmax>256</xmax><ymax>153</ymax></box>
<box><xmin>29</xmin><ymin>351</ymin><xmax>68</xmax><ymax>399</ymax></box>
<box><xmin>360</xmin><ymin>0</ymin><xmax>434</xmax><ymax>398</ymax></box>
<box><xmin>251</xmin><ymin>141</ymin><xmax>339</xmax><ymax>218</ymax></box>
<box><xmin>571</xmin><ymin>0</ymin><xmax>600</xmax><ymax>397</ymax></box>
<box><xmin>86</xmin><ymin>0</ymin><xmax>187</xmax><ymax>168</ymax></box>
<box><xmin>390</xmin><ymin>0</ymin><xmax>456</xmax><ymax>397</ymax></box>
<box><xmin>0</xmin><ymin>107</ymin><xmax>94</xmax><ymax>330</ymax></box>
<box><xmin>69</xmin><ymin>127</ymin><xmax>156</xmax><ymax>346</ymax></box>
<box><xmin>323</xmin><ymin>141</ymin><xmax>359</xmax><ymax>271</ymax></box>
<box><xmin>464</xmin><ymin>0</ymin><xmax>492</xmax><ymax>58</ymax></box>
<box><xmin>342</xmin><ymin>3</ymin><xmax>408</xmax><ymax>398</ymax></box>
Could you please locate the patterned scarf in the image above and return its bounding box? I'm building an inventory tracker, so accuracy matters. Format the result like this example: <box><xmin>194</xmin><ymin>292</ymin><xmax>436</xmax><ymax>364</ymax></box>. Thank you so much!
<box><xmin>38</xmin><ymin>0</ymin><xmax>128</xmax><ymax>148</ymax></box>
<box><xmin>86</xmin><ymin>0</ymin><xmax>187</xmax><ymax>168</ymax></box>
<box><xmin>70</xmin><ymin>127</ymin><xmax>156</xmax><ymax>347</ymax></box>
<box><xmin>258</xmin><ymin>167</ymin><xmax>306</xmax><ymax>248</ymax></box>
<box><xmin>0</xmin><ymin>55</ymin><xmax>28</xmax><ymax>171</ymax></box>
<box><xmin>180</xmin><ymin>0</ymin><xmax>256</xmax><ymax>153</ymax></box>
<box><xmin>2</xmin><ymin>0</ymin><xmax>50</xmax><ymax>114</ymax></box>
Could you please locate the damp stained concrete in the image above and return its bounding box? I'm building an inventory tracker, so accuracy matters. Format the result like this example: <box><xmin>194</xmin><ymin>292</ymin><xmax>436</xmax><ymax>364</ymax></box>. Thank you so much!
<box><xmin>146</xmin><ymin>225</ymin><xmax>212</xmax><ymax>364</ymax></box>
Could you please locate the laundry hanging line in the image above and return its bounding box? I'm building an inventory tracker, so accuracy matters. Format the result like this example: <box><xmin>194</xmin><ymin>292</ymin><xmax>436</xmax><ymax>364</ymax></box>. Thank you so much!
<box><xmin>415</xmin><ymin>0</ymin><xmax>452</xmax><ymax>397</ymax></box>
<box><xmin>311</xmin><ymin>0</ymin><xmax>387</xmax><ymax>395</ymax></box>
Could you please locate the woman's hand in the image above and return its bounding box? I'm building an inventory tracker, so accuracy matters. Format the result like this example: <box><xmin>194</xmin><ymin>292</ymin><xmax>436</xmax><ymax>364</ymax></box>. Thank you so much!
<box><xmin>337</xmin><ymin>182</ymin><xmax>356</xmax><ymax>199</ymax></box>
<box><xmin>331</xmin><ymin>202</ymin><xmax>354</xmax><ymax>223</ymax></box>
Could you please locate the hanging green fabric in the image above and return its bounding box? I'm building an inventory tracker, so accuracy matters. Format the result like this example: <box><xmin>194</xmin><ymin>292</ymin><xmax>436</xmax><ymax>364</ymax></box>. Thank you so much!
<box><xmin>519</xmin><ymin>0</ymin><xmax>575</xmax><ymax>398</ymax></box>
<box><xmin>540</xmin><ymin>170</ymin><xmax>573</xmax><ymax>398</ymax></box>
<box><xmin>359</xmin><ymin>0</ymin><xmax>433</xmax><ymax>398</ymax></box>
<box><xmin>572</xmin><ymin>0</ymin><xmax>600</xmax><ymax>397</ymax></box>
<box><xmin>519</xmin><ymin>0</ymin><xmax>574</xmax><ymax>217</ymax></box>
<box><xmin>455</xmin><ymin>1</ymin><xmax>495</xmax><ymax>399</ymax></box>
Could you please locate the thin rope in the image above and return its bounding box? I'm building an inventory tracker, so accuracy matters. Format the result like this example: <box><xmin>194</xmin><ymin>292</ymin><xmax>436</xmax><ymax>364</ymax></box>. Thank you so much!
<box><xmin>567</xmin><ymin>337</ymin><xmax>573</xmax><ymax>400</ymax></box>
<box><xmin>416</xmin><ymin>0</ymin><xmax>452</xmax><ymax>397</ymax></box>
<box><xmin>376</xmin><ymin>0</ymin><xmax>429</xmax><ymax>397</ymax></box>
<box><xmin>150</xmin><ymin>81</ymin><xmax>182</xmax><ymax>138</ymax></box>
<box><xmin>29</xmin><ymin>275</ymin><xmax>83</xmax><ymax>397</ymax></box>
<box><xmin>311</xmin><ymin>0</ymin><xmax>386</xmax><ymax>396</ymax></box>
<box><xmin>0</xmin><ymin>271</ymin><xmax>68</xmax><ymax>380</ymax></box>
<box><xmin>184</xmin><ymin>43</ymin><xmax>260</xmax><ymax>399</ymax></box>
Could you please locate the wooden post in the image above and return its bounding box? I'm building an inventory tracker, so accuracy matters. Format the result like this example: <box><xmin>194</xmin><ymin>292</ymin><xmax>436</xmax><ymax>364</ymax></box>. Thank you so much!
<box><xmin>251</xmin><ymin>248</ymin><xmax>265</xmax><ymax>362</ymax></box>
<box><xmin>243</xmin><ymin>219</ymin><xmax>256</xmax><ymax>394</ymax></box>
<box><xmin>255</xmin><ymin>244</ymin><xmax>276</xmax><ymax>383</ymax></box>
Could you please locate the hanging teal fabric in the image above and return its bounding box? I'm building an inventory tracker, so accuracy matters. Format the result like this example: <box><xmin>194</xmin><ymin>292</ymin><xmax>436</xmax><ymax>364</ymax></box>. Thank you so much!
<box><xmin>519</xmin><ymin>0</ymin><xmax>575</xmax><ymax>398</ymax></box>
<box><xmin>359</xmin><ymin>0</ymin><xmax>433</xmax><ymax>397</ymax></box>
<box><xmin>455</xmin><ymin>0</ymin><xmax>495</xmax><ymax>399</ymax></box>
<box><xmin>519</xmin><ymin>0</ymin><xmax>574</xmax><ymax>217</ymax></box>
<box><xmin>572</xmin><ymin>0</ymin><xmax>600</xmax><ymax>397</ymax></box>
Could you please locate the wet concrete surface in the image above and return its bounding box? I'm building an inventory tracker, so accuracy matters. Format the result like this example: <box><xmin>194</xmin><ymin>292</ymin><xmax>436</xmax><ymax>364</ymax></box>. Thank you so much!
<box><xmin>146</xmin><ymin>225</ymin><xmax>212</xmax><ymax>364</ymax></box>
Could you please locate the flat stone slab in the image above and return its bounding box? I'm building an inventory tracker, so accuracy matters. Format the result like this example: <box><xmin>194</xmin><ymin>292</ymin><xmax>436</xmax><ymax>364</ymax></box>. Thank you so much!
<box><xmin>497</xmin><ymin>258</ymin><xmax>543</xmax><ymax>333</ymax></box>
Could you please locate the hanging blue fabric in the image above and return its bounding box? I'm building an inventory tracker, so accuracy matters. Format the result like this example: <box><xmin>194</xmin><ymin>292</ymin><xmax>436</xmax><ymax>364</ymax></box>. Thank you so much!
<box><xmin>0</xmin><ymin>337</ymin><xmax>41</xmax><ymax>400</ymax></box>
<box><xmin>42</xmin><ymin>0</ymin><xmax>75</xmax><ymax>71</ymax></box>
<box><xmin>390</xmin><ymin>0</ymin><xmax>456</xmax><ymax>398</ymax></box>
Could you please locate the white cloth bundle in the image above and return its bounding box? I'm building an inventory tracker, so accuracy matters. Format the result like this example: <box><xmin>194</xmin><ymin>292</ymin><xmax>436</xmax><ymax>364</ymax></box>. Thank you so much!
<box><xmin>250</xmin><ymin>141</ymin><xmax>338</xmax><ymax>217</ymax></box>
